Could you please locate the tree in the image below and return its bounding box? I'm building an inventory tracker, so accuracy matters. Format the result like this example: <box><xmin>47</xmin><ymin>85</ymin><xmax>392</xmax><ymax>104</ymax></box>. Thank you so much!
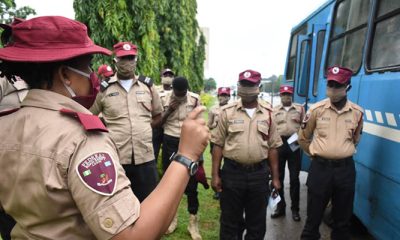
<box><xmin>74</xmin><ymin>0</ymin><xmax>206</xmax><ymax>92</ymax></box>
<box><xmin>0</xmin><ymin>0</ymin><xmax>35</xmax><ymax>24</ymax></box>
<box><xmin>204</xmin><ymin>78</ymin><xmax>216</xmax><ymax>92</ymax></box>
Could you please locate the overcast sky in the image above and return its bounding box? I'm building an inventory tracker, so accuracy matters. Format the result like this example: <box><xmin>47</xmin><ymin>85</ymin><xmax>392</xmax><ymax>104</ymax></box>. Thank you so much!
<box><xmin>15</xmin><ymin>0</ymin><xmax>327</xmax><ymax>87</ymax></box>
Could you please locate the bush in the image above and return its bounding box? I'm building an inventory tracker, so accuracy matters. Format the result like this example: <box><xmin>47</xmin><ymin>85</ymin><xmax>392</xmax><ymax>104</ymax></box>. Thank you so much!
<box><xmin>200</xmin><ymin>93</ymin><xmax>215</xmax><ymax>110</ymax></box>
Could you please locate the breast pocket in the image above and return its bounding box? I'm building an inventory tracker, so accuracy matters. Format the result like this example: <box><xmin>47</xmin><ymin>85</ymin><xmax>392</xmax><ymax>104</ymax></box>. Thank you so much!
<box><xmin>316</xmin><ymin>120</ymin><xmax>329</xmax><ymax>138</ymax></box>
<box><xmin>257</xmin><ymin>124</ymin><xmax>270</xmax><ymax>147</ymax></box>
<box><xmin>345</xmin><ymin>121</ymin><xmax>356</xmax><ymax>140</ymax></box>
<box><xmin>136</xmin><ymin>92</ymin><xmax>152</xmax><ymax>115</ymax></box>
<box><xmin>104</xmin><ymin>94</ymin><xmax>124</xmax><ymax>117</ymax></box>
<box><xmin>274</xmin><ymin>112</ymin><xmax>285</xmax><ymax>124</ymax></box>
<box><xmin>290</xmin><ymin>111</ymin><xmax>301</xmax><ymax>123</ymax></box>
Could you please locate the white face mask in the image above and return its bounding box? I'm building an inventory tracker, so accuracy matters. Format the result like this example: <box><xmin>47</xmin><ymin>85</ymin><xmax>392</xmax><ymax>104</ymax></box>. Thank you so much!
<box><xmin>64</xmin><ymin>66</ymin><xmax>91</xmax><ymax>97</ymax></box>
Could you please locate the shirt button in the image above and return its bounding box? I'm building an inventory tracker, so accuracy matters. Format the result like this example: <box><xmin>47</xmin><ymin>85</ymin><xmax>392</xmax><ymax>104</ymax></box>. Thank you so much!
<box><xmin>103</xmin><ymin>218</ymin><xmax>114</xmax><ymax>228</ymax></box>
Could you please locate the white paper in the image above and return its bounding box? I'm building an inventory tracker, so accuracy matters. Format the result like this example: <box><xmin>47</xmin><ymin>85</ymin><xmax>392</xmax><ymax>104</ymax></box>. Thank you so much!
<box><xmin>287</xmin><ymin>132</ymin><xmax>300</xmax><ymax>152</ymax></box>
<box><xmin>268</xmin><ymin>193</ymin><xmax>281</xmax><ymax>212</ymax></box>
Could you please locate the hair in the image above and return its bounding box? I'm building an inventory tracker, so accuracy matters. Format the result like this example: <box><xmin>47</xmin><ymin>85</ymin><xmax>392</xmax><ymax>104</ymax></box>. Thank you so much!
<box><xmin>0</xmin><ymin>56</ymin><xmax>87</xmax><ymax>89</ymax></box>
<box><xmin>172</xmin><ymin>76</ymin><xmax>189</xmax><ymax>91</ymax></box>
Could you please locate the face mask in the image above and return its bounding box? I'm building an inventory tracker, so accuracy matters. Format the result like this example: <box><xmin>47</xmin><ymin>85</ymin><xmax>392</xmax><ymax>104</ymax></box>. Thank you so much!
<box><xmin>280</xmin><ymin>95</ymin><xmax>292</xmax><ymax>106</ymax></box>
<box><xmin>238</xmin><ymin>85</ymin><xmax>259</xmax><ymax>103</ymax></box>
<box><xmin>64</xmin><ymin>66</ymin><xmax>99</xmax><ymax>109</ymax></box>
<box><xmin>115</xmin><ymin>59</ymin><xmax>136</xmax><ymax>79</ymax></box>
<box><xmin>326</xmin><ymin>86</ymin><xmax>347</xmax><ymax>103</ymax></box>
<box><xmin>218</xmin><ymin>95</ymin><xmax>230</xmax><ymax>106</ymax></box>
<box><xmin>161</xmin><ymin>76</ymin><xmax>173</xmax><ymax>85</ymax></box>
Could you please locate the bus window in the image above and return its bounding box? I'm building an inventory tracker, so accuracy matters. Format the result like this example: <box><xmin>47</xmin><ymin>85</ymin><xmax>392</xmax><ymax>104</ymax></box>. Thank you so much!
<box><xmin>327</xmin><ymin>0</ymin><xmax>370</xmax><ymax>73</ymax></box>
<box><xmin>285</xmin><ymin>26</ymin><xmax>307</xmax><ymax>81</ymax></box>
<box><xmin>297</xmin><ymin>40</ymin><xmax>311</xmax><ymax>97</ymax></box>
<box><xmin>369</xmin><ymin>0</ymin><xmax>400</xmax><ymax>70</ymax></box>
<box><xmin>313</xmin><ymin>30</ymin><xmax>326</xmax><ymax>96</ymax></box>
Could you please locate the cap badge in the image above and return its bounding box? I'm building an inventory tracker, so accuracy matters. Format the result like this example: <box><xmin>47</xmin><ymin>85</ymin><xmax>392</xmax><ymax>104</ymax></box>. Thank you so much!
<box><xmin>222</xmin><ymin>88</ymin><xmax>226</xmax><ymax>91</ymax></box>
<box><xmin>123</xmin><ymin>43</ymin><xmax>131</xmax><ymax>51</ymax></box>
<box><xmin>244</xmin><ymin>71</ymin><xmax>251</xmax><ymax>78</ymax></box>
<box><xmin>106</xmin><ymin>66</ymin><xmax>112</xmax><ymax>71</ymax></box>
<box><xmin>332</xmin><ymin>67</ymin><xmax>340</xmax><ymax>74</ymax></box>
<box><xmin>284</xmin><ymin>87</ymin><xmax>288</xmax><ymax>90</ymax></box>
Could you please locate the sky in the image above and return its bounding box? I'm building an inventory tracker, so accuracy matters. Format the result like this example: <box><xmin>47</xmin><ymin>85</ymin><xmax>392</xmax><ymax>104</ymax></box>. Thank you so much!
<box><xmin>15</xmin><ymin>0</ymin><xmax>327</xmax><ymax>87</ymax></box>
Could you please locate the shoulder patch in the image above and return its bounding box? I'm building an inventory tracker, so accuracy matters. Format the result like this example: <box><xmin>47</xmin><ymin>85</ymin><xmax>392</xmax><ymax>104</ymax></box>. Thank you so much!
<box><xmin>76</xmin><ymin>152</ymin><xmax>117</xmax><ymax>196</ymax></box>
<box><xmin>60</xmin><ymin>108</ymin><xmax>108</xmax><ymax>132</ymax></box>
<box><xmin>138</xmin><ymin>75</ymin><xmax>153</xmax><ymax>87</ymax></box>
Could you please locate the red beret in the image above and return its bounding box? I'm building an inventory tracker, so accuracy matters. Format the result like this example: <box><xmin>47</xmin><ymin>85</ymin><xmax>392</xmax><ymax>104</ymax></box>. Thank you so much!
<box><xmin>113</xmin><ymin>42</ymin><xmax>138</xmax><ymax>57</ymax></box>
<box><xmin>280</xmin><ymin>85</ymin><xmax>293</xmax><ymax>94</ymax></box>
<box><xmin>218</xmin><ymin>87</ymin><xmax>231</xmax><ymax>96</ymax></box>
<box><xmin>326</xmin><ymin>66</ymin><xmax>352</xmax><ymax>85</ymax></box>
<box><xmin>97</xmin><ymin>64</ymin><xmax>114</xmax><ymax>77</ymax></box>
<box><xmin>238</xmin><ymin>70</ymin><xmax>261</xmax><ymax>84</ymax></box>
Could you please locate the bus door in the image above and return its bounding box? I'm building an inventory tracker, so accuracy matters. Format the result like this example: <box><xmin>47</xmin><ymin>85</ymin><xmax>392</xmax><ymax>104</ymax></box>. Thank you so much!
<box><xmin>294</xmin><ymin>24</ymin><xmax>327</xmax><ymax>171</ymax></box>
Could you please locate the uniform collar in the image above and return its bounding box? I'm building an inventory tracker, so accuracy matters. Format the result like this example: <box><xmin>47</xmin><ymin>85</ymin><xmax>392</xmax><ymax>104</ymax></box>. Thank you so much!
<box><xmin>21</xmin><ymin>89</ymin><xmax>92</xmax><ymax>113</ymax></box>
<box><xmin>236</xmin><ymin>99</ymin><xmax>264</xmax><ymax>113</ymax></box>
<box><xmin>108</xmin><ymin>75</ymin><xmax>138</xmax><ymax>85</ymax></box>
<box><xmin>324</xmin><ymin>99</ymin><xmax>352</xmax><ymax>113</ymax></box>
<box><xmin>278</xmin><ymin>103</ymin><xmax>295</xmax><ymax>110</ymax></box>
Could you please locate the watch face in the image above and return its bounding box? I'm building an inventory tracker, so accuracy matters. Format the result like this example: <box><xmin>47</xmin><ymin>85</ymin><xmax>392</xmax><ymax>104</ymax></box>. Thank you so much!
<box><xmin>189</xmin><ymin>162</ymin><xmax>199</xmax><ymax>176</ymax></box>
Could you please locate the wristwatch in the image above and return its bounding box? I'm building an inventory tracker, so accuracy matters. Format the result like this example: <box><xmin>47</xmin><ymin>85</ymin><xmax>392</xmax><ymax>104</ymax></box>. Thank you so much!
<box><xmin>170</xmin><ymin>153</ymin><xmax>199</xmax><ymax>176</ymax></box>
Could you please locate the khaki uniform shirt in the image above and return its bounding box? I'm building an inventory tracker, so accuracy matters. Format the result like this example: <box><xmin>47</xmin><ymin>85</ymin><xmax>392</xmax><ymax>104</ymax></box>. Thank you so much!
<box><xmin>163</xmin><ymin>91</ymin><xmax>200</xmax><ymax>138</ymax></box>
<box><xmin>208</xmin><ymin>105</ymin><xmax>222</xmax><ymax>129</ymax></box>
<box><xmin>0</xmin><ymin>77</ymin><xmax>28</xmax><ymax>111</ymax></box>
<box><xmin>90</xmin><ymin>76</ymin><xmax>163</xmax><ymax>165</ymax></box>
<box><xmin>211</xmin><ymin>99</ymin><xmax>283</xmax><ymax>164</ymax></box>
<box><xmin>273</xmin><ymin>103</ymin><xmax>304</xmax><ymax>137</ymax></box>
<box><xmin>298</xmin><ymin>98</ymin><xmax>363</xmax><ymax>160</ymax></box>
<box><xmin>0</xmin><ymin>90</ymin><xmax>140</xmax><ymax>240</ymax></box>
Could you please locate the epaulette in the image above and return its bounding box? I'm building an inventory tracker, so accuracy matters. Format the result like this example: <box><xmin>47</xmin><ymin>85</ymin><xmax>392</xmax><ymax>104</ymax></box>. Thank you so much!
<box><xmin>0</xmin><ymin>108</ymin><xmax>19</xmax><ymax>117</ymax></box>
<box><xmin>100</xmin><ymin>76</ymin><xmax>118</xmax><ymax>92</ymax></box>
<box><xmin>349</xmin><ymin>101</ymin><xmax>364</xmax><ymax>113</ymax></box>
<box><xmin>309</xmin><ymin>99</ymin><xmax>329</xmax><ymax>111</ymax></box>
<box><xmin>258</xmin><ymin>100</ymin><xmax>273</xmax><ymax>111</ymax></box>
<box><xmin>220</xmin><ymin>101</ymin><xmax>237</xmax><ymax>112</ymax></box>
<box><xmin>59</xmin><ymin>108</ymin><xmax>108</xmax><ymax>132</ymax></box>
<box><xmin>138</xmin><ymin>75</ymin><xmax>153</xmax><ymax>87</ymax></box>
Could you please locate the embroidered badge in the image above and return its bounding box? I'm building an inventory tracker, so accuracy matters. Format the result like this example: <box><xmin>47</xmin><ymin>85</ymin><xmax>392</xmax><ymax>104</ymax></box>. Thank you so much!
<box><xmin>332</xmin><ymin>67</ymin><xmax>340</xmax><ymax>74</ymax></box>
<box><xmin>244</xmin><ymin>71</ymin><xmax>251</xmax><ymax>78</ymax></box>
<box><xmin>106</xmin><ymin>66</ymin><xmax>112</xmax><ymax>71</ymax></box>
<box><xmin>76</xmin><ymin>152</ymin><xmax>117</xmax><ymax>196</ymax></box>
<box><xmin>123</xmin><ymin>43</ymin><xmax>131</xmax><ymax>51</ymax></box>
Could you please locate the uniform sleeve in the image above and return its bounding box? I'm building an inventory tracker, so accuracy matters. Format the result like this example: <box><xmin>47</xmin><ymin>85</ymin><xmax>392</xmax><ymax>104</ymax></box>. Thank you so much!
<box><xmin>211</xmin><ymin>109</ymin><xmax>228</xmax><ymax>146</ymax></box>
<box><xmin>68</xmin><ymin>134</ymin><xmax>140</xmax><ymax>240</ymax></box>
<box><xmin>298</xmin><ymin>108</ymin><xmax>317</xmax><ymax>155</ymax></box>
<box><xmin>267</xmin><ymin>114</ymin><xmax>283</xmax><ymax>149</ymax></box>
<box><xmin>208</xmin><ymin>108</ymin><xmax>215</xmax><ymax>128</ymax></box>
<box><xmin>354</xmin><ymin>111</ymin><xmax>364</xmax><ymax>145</ymax></box>
<box><xmin>151</xmin><ymin>86</ymin><xmax>163</xmax><ymax>116</ymax></box>
<box><xmin>89</xmin><ymin>92</ymin><xmax>104</xmax><ymax>115</ymax></box>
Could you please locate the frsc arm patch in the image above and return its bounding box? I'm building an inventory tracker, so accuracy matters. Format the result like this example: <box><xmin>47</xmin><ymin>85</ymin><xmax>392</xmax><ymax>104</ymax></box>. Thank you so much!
<box><xmin>76</xmin><ymin>152</ymin><xmax>117</xmax><ymax>196</ymax></box>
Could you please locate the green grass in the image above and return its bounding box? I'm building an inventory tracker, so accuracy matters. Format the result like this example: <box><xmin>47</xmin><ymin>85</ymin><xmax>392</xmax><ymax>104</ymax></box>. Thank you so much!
<box><xmin>161</xmin><ymin>94</ymin><xmax>220</xmax><ymax>239</ymax></box>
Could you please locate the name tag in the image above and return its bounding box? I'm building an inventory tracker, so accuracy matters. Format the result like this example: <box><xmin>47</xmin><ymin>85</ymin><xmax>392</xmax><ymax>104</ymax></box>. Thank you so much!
<box><xmin>345</xmin><ymin>119</ymin><xmax>352</xmax><ymax>123</ymax></box>
<box><xmin>107</xmin><ymin>92</ymin><xmax>119</xmax><ymax>97</ymax></box>
<box><xmin>257</xmin><ymin>120</ymin><xmax>268</xmax><ymax>125</ymax></box>
<box><xmin>136</xmin><ymin>91</ymin><xmax>145</xmax><ymax>95</ymax></box>
<box><xmin>322</xmin><ymin>117</ymin><xmax>330</xmax><ymax>121</ymax></box>
<box><xmin>229</xmin><ymin>119</ymin><xmax>244</xmax><ymax>124</ymax></box>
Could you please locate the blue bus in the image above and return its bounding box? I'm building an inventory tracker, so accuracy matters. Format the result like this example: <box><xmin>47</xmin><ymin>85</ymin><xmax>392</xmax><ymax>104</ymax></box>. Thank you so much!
<box><xmin>282</xmin><ymin>0</ymin><xmax>400</xmax><ymax>239</ymax></box>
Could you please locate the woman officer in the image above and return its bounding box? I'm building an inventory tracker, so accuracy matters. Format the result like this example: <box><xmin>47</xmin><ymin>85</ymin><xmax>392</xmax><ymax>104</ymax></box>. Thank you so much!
<box><xmin>0</xmin><ymin>16</ymin><xmax>208</xmax><ymax>240</ymax></box>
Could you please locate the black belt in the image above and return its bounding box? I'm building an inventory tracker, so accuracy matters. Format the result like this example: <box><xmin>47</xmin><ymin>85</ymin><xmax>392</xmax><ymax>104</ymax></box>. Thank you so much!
<box><xmin>224</xmin><ymin>158</ymin><xmax>266</xmax><ymax>172</ymax></box>
<box><xmin>315</xmin><ymin>156</ymin><xmax>353</xmax><ymax>168</ymax></box>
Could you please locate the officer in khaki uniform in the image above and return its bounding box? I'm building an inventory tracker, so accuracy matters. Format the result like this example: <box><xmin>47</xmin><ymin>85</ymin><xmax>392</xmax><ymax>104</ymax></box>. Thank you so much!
<box><xmin>299</xmin><ymin>66</ymin><xmax>363</xmax><ymax>240</ymax></box>
<box><xmin>0</xmin><ymin>16</ymin><xmax>209</xmax><ymax>240</ymax></box>
<box><xmin>90</xmin><ymin>42</ymin><xmax>163</xmax><ymax>202</ymax></box>
<box><xmin>208</xmin><ymin>87</ymin><xmax>230</xmax><ymax>200</ymax></box>
<box><xmin>153</xmin><ymin>68</ymin><xmax>175</xmax><ymax>161</ymax></box>
<box><xmin>97</xmin><ymin>64</ymin><xmax>114</xmax><ymax>91</ymax></box>
<box><xmin>211</xmin><ymin>70</ymin><xmax>283</xmax><ymax>240</ymax></box>
<box><xmin>161</xmin><ymin>76</ymin><xmax>205</xmax><ymax>239</ymax></box>
<box><xmin>271</xmin><ymin>85</ymin><xmax>304</xmax><ymax>221</ymax></box>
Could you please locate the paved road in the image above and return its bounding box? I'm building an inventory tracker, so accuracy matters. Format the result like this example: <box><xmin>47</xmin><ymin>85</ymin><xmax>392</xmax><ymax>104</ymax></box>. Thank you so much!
<box><xmin>265</xmin><ymin>169</ymin><xmax>375</xmax><ymax>240</ymax></box>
